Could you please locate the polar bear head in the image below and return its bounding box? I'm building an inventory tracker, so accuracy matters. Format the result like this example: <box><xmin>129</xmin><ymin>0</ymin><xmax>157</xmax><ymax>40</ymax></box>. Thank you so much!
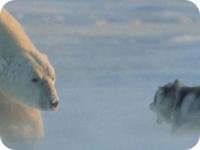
<box><xmin>0</xmin><ymin>9</ymin><xmax>59</xmax><ymax>111</ymax></box>
<box><xmin>1</xmin><ymin>51</ymin><xmax>60</xmax><ymax>111</ymax></box>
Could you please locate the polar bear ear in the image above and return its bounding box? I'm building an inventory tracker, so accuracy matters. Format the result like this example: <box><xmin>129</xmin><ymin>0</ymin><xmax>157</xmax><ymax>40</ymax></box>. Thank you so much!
<box><xmin>39</xmin><ymin>52</ymin><xmax>47</xmax><ymax>58</ymax></box>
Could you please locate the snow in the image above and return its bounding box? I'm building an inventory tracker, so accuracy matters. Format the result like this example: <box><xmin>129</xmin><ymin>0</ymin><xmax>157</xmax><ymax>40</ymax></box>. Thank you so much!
<box><xmin>5</xmin><ymin>0</ymin><xmax>200</xmax><ymax>149</ymax></box>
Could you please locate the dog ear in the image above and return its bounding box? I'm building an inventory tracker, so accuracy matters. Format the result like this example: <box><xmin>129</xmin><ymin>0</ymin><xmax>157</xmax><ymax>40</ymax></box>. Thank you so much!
<box><xmin>173</xmin><ymin>79</ymin><xmax>180</xmax><ymax>89</ymax></box>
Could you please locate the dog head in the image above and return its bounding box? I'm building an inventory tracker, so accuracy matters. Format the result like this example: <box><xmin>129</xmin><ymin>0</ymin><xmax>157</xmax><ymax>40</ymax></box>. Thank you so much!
<box><xmin>150</xmin><ymin>79</ymin><xmax>181</xmax><ymax>123</ymax></box>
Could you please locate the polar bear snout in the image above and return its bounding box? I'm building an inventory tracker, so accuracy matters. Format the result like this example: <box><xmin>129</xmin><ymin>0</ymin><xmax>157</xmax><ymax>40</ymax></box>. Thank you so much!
<box><xmin>50</xmin><ymin>99</ymin><xmax>59</xmax><ymax>111</ymax></box>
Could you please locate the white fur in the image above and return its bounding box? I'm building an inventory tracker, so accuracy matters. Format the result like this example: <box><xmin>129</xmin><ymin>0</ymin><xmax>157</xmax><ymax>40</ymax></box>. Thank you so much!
<box><xmin>0</xmin><ymin>9</ymin><xmax>59</xmax><ymax>110</ymax></box>
<box><xmin>0</xmin><ymin>9</ymin><xmax>59</xmax><ymax>149</ymax></box>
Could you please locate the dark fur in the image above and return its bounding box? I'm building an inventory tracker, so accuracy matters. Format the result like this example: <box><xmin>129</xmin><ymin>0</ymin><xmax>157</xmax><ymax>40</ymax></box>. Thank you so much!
<box><xmin>150</xmin><ymin>80</ymin><xmax>200</xmax><ymax>130</ymax></box>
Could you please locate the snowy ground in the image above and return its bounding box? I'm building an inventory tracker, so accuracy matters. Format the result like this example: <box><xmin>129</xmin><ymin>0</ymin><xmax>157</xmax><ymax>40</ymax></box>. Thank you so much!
<box><xmin>5</xmin><ymin>0</ymin><xmax>200</xmax><ymax>149</ymax></box>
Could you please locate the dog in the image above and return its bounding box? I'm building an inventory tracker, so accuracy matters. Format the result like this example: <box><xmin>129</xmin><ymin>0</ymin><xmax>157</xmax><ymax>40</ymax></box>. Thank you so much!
<box><xmin>150</xmin><ymin>80</ymin><xmax>200</xmax><ymax>130</ymax></box>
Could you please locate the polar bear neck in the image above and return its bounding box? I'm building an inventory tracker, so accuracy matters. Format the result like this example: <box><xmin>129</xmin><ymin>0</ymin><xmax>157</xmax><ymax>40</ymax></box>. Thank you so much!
<box><xmin>0</xmin><ymin>9</ymin><xmax>37</xmax><ymax>56</ymax></box>
<box><xmin>0</xmin><ymin>9</ymin><xmax>55</xmax><ymax>79</ymax></box>
<box><xmin>0</xmin><ymin>9</ymin><xmax>40</xmax><ymax>92</ymax></box>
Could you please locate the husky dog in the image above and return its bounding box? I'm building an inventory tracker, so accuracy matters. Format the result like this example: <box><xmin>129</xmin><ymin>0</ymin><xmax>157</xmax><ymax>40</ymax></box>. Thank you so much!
<box><xmin>150</xmin><ymin>80</ymin><xmax>200</xmax><ymax>129</ymax></box>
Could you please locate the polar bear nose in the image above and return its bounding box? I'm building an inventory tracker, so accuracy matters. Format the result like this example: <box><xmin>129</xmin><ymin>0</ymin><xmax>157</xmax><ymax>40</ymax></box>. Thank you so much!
<box><xmin>50</xmin><ymin>99</ymin><xmax>59</xmax><ymax>110</ymax></box>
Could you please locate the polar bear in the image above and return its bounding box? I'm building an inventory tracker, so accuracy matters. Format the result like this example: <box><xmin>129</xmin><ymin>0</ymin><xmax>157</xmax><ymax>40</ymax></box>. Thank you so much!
<box><xmin>0</xmin><ymin>9</ymin><xmax>59</xmax><ymax>149</ymax></box>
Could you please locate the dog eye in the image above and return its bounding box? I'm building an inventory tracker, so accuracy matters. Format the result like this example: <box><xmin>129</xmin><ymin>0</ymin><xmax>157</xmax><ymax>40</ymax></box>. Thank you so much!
<box><xmin>32</xmin><ymin>78</ymin><xmax>39</xmax><ymax>83</ymax></box>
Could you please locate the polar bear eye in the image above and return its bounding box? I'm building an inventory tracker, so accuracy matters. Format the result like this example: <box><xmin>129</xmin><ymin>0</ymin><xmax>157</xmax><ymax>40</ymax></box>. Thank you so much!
<box><xmin>32</xmin><ymin>78</ymin><xmax>39</xmax><ymax>83</ymax></box>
